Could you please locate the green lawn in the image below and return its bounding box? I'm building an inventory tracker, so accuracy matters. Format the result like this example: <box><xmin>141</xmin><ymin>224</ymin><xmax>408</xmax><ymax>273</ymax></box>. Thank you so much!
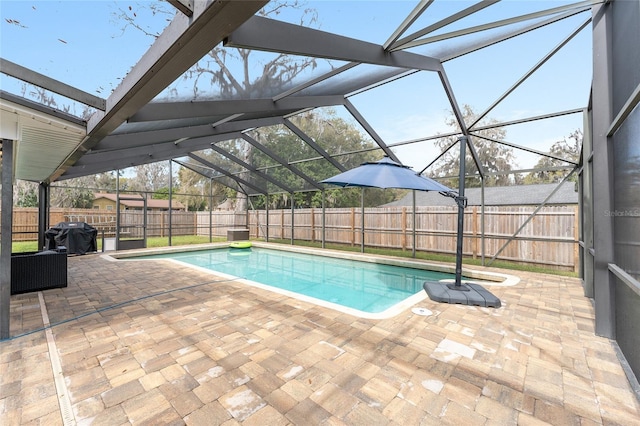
<box><xmin>266</xmin><ymin>239</ymin><xmax>579</xmax><ymax>278</ymax></box>
<box><xmin>11</xmin><ymin>235</ymin><xmax>221</xmax><ymax>254</ymax></box>
<box><xmin>10</xmin><ymin>241</ymin><xmax>40</xmax><ymax>253</ymax></box>
<box><xmin>145</xmin><ymin>235</ymin><xmax>224</xmax><ymax>247</ymax></box>
<box><xmin>11</xmin><ymin>236</ymin><xmax>577</xmax><ymax>278</ymax></box>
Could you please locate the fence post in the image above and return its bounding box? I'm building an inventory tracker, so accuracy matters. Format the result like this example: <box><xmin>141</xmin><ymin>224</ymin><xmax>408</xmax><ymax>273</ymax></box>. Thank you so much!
<box><xmin>472</xmin><ymin>206</ymin><xmax>478</xmax><ymax>259</ymax></box>
<box><xmin>311</xmin><ymin>208</ymin><xmax>315</xmax><ymax>243</ymax></box>
<box><xmin>255</xmin><ymin>209</ymin><xmax>259</xmax><ymax>239</ymax></box>
<box><xmin>280</xmin><ymin>209</ymin><xmax>284</xmax><ymax>240</ymax></box>
<box><xmin>265</xmin><ymin>209</ymin><xmax>268</xmax><ymax>239</ymax></box>
<box><xmin>209</xmin><ymin>178</ymin><xmax>213</xmax><ymax>242</ymax></box>
<box><xmin>350</xmin><ymin>208</ymin><xmax>355</xmax><ymax>247</ymax></box>
<box><xmin>401</xmin><ymin>207</ymin><xmax>407</xmax><ymax>251</ymax></box>
<box><xmin>574</xmin><ymin>205</ymin><xmax>579</xmax><ymax>273</ymax></box>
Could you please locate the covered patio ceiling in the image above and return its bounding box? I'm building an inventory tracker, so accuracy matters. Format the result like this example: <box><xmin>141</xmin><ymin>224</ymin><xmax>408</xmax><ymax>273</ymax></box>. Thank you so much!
<box><xmin>0</xmin><ymin>0</ymin><xmax>595</xmax><ymax>195</ymax></box>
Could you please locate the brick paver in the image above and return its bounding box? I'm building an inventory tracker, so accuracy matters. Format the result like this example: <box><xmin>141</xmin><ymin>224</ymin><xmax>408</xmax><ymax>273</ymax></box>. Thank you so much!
<box><xmin>1</xmin><ymin>247</ymin><xmax>639</xmax><ymax>425</ymax></box>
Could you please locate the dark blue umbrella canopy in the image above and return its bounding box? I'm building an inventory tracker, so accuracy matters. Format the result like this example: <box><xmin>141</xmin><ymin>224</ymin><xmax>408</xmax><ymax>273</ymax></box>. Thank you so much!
<box><xmin>321</xmin><ymin>157</ymin><xmax>453</xmax><ymax>193</ymax></box>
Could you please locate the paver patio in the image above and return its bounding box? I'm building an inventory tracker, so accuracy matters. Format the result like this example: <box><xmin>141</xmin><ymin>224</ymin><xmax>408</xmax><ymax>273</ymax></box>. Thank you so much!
<box><xmin>1</xmin><ymin>249</ymin><xmax>639</xmax><ymax>425</ymax></box>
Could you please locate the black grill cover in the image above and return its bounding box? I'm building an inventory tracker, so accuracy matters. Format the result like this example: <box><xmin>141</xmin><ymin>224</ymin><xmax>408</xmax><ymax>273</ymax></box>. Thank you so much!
<box><xmin>45</xmin><ymin>222</ymin><xmax>97</xmax><ymax>255</ymax></box>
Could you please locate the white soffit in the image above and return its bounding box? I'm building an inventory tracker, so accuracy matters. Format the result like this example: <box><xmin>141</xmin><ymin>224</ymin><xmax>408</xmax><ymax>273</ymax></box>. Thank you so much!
<box><xmin>0</xmin><ymin>98</ymin><xmax>86</xmax><ymax>182</ymax></box>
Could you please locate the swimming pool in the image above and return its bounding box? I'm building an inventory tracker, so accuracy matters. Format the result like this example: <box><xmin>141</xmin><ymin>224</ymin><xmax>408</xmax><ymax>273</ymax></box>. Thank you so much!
<box><xmin>121</xmin><ymin>244</ymin><xmax>468</xmax><ymax>318</ymax></box>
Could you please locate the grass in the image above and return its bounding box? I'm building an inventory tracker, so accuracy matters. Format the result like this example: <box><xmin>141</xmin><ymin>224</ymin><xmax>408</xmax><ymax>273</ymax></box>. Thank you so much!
<box><xmin>266</xmin><ymin>238</ymin><xmax>579</xmax><ymax>277</ymax></box>
<box><xmin>11</xmin><ymin>235</ymin><xmax>222</xmax><ymax>254</ymax></box>
<box><xmin>144</xmin><ymin>235</ymin><xmax>223</xmax><ymax>248</ymax></box>
<box><xmin>12</xmin><ymin>235</ymin><xmax>578</xmax><ymax>278</ymax></box>
<box><xmin>10</xmin><ymin>241</ymin><xmax>40</xmax><ymax>253</ymax></box>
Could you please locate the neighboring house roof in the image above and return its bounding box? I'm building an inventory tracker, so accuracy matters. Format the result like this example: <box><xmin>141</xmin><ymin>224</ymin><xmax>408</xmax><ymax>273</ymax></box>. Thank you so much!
<box><xmin>383</xmin><ymin>183</ymin><xmax>579</xmax><ymax>207</ymax></box>
<box><xmin>94</xmin><ymin>193</ymin><xmax>186</xmax><ymax>210</ymax></box>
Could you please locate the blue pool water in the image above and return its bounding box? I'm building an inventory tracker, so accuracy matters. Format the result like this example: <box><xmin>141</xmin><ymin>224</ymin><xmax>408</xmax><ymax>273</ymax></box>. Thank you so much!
<box><xmin>138</xmin><ymin>247</ymin><xmax>456</xmax><ymax>314</ymax></box>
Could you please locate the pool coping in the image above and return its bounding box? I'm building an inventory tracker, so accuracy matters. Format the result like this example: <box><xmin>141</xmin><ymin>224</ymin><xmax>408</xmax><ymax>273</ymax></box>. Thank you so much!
<box><xmin>104</xmin><ymin>242</ymin><xmax>519</xmax><ymax>319</ymax></box>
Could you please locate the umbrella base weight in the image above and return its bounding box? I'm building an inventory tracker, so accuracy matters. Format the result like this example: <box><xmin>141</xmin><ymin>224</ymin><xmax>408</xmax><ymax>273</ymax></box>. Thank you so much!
<box><xmin>446</xmin><ymin>283</ymin><xmax>471</xmax><ymax>291</ymax></box>
<box><xmin>423</xmin><ymin>281</ymin><xmax>501</xmax><ymax>308</ymax></box>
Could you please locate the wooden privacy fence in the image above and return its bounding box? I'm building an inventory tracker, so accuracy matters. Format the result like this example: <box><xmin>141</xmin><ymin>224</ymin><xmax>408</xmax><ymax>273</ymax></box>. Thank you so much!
<box><xmin>10</xmin><ymin>208</ymin><xmax>198</xmax><ymax>240</ymax></box>
<box><xmin>9</xmin><ymin>205</ymin><xmax>578</xmax><ymax>270</ymax></box>
<box><xmin>232</xmin><ymin>205</ymin><xmax>579</xmax><ymax>271</ymax></box>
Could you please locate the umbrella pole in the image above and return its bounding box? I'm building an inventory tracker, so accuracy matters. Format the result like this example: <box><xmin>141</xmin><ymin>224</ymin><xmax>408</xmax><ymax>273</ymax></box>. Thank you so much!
<box><xmin>453</xmin><ymin>200</ymin><xmax>465</xmax><ymax>288</ymax></box>
<box><xmin>453</xmin><ymin>137</ymin><xmax>467</xmax><ymax>289</ymax></box>
<box><xmin>361</xmin><ymin>188</ymin><xmax>365</xmax><ymax>253</ymax></box>
<box><xmin>412</xmin><ymin>190</ymin><xmax>416</xmax><ymax>258</ymax></box>
<box><xmin>425</xmin><ymin>137</ymin><xmax>500</xmax><ymax>306</ymax></box>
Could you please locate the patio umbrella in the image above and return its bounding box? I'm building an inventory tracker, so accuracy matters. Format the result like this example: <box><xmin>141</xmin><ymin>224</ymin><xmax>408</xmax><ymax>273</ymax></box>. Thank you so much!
<box><xmin>321</xmin><ymin>154</ymin><xmax>500</xmax><ymax>308</ymax></box>
<box><xmin>320</xmin><ymin>156</ymin><xmax>459</xmax><ymax>266</ymax></box>
<box><xmin>320</xmin><ymin>157</ymin><xmax>454</xmax><ymax>193</ymax></box>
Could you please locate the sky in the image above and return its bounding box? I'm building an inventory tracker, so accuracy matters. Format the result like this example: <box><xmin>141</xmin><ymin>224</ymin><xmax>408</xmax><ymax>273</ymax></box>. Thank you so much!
<box><xmin>0</xmin><ymin>1</ymin><xmax>167</xmax><ymax>98</ymax></box>
<box><xmin>0</xmin><ymin>0</ymin><xmax>592</xmax><ymax>172</ymax></box>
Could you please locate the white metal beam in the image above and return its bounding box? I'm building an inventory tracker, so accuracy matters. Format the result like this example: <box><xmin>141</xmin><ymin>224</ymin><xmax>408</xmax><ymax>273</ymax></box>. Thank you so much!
<box><xmin>225</xmin><ymin>16</ymin><xmax>442</xmax><ymax>72</ymax></box>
